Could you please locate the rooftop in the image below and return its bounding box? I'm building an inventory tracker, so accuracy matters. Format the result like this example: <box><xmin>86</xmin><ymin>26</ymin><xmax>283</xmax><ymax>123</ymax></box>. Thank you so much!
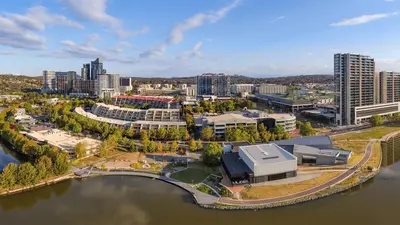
<box><xmin>112</xmin><ymin>95</ymin><xmax>176</xmax><ymax>103</ymax></box>
<box><xmin>221</xmin><ymin>152</ymin><xmax>253</xmax><ymax>177</ymax></box>
<box><xmin>273</xmin><ymin>136</ymin><xmax>333</xmax><ymax>146</ymax></box>
<box><xmin>206</xmin><ymin>113</ymin><xmax>256</xmax><ymax>124</ymax></box>
<box><xmin>95</xmin><ymin>103</ymin><xmax>180</xmax><ymax>112</ymax></box>
<box><xmin>293</xmin><ymin>145</ymin><xmax>339</xmax><ymax>157</ymax></box>
<box><xmin>239</xmin><ymin>143</ymin><xmax>297</xmax><ymax>165</ymax></box>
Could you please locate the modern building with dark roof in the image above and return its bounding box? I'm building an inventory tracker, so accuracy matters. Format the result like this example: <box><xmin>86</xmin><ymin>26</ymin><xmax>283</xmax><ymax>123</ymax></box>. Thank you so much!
<box><xmin>221</xmin><ymin>143</ymin><xmax>297</xmax><ymax>185</ymax></box>
<box><xmin>273</xmin><ymin>136</ymin><xmax>352</xmax><ymax>165</ymax></box>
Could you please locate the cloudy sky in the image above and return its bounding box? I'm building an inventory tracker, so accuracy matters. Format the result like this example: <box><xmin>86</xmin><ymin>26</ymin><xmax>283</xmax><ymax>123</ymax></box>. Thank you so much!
<box><xmin>1</xmin><ymin>0</ymin><xmax>400</xmax><ymax>77</ymax></box>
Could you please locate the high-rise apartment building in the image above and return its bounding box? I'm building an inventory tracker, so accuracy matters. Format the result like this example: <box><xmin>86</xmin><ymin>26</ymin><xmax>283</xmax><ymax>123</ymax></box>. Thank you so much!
<box><xmin>91</xmin><ymin>58</ymin><xmax>103</xmax><ymax>80</ymax></box>
<box><xmin>67</xmin><ymin>71</ymin><xmax>77</xmax><ymax>91</ymax></box>
<box><xmin>56</xmin><ymin>75</ymin><xmax>68</xmax><ymax>93</ymax></box>
<box><xmin>97</xmin><ymin>74</ymin><xmax>120</xmax><ymax>98</ymax></box>
<box><xmin>231</xmin><ymin>84</ymin><xmax>254</xmax><ymax>95</ymax></box>
<box><xmin>334</xmin><ymin>53</ymin><xmax>375</xmax><ymax>126</ymax></box>
<box><xmin>81</xmin><ymin>64</ymin><xmax>90</xmax><ymax>80</ymax></box>
<box><xmin>43</xmin><ymin>70</ymin><xmax>56</xmax><ymax>92</ymax></box>
<box><xmin>196</xmin><ymin>73</ymin><xmax>230</xmax><ymax>97</ymax></box>
<box><xmin>378</xmin><ymin>71</ymin><xmax>400</xmax><ymax>104</ymax></box>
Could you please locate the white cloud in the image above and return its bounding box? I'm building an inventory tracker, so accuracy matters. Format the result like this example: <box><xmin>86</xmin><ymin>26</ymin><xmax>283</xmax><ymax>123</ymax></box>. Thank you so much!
<box><xmin>177</xmin><ymin>41</ymin><xmax>203</xmax><ymax>60</ymax></box>
<box><xmin>330</xmin><ymin>12</ymin><xmax>398</xmax><ymax>26</ymax></box>
<box><xmin>0</xmin><ymin>6</ymin><xmax>82</xmax><ymax>50</ymax></box>
<box><xmin>385</xmin><ymin>0</ymin><xmax>394</xmax><ymax>2</ymax></box>
<box><xmin>140</xmin><ymin>0</ymin><xmax>241</xmax><ymax>58</ymax></box>
<box><xmin>0</xmin><ymin>50</ymin><xmax>16</xmax><ymax>55</ymax></box>
<box><xmin>269</xmin><ymin>16</ymin><xmax>285</xmax><ymax>23</ymax></box>
<box><xmin>60</xmin><ymin>0</ymin><xmax>148</xmax><ymax>38</ymax></box>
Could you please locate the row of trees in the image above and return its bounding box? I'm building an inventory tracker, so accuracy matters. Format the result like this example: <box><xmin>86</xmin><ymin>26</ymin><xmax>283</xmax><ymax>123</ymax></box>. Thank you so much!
<box><xmin>200</xmin><ymin>124</ymin><xmax>291</xmax><ymax>142</ymax></box>
<box><xmin>297</xmin><ymin>121</ymin><xmax>316</xmax><ymax>136</ymax></box>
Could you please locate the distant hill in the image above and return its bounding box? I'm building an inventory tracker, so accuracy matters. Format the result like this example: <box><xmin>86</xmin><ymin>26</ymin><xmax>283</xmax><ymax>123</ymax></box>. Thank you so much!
<box><xmin>130</xmin><ymin>74</ymin><xmax>333</xmax><ymax>86</ymax></box>
<box><xmin>0</xmin><ymin>74</ymin><xmax>42</xmax><ymax>93</ymax></box>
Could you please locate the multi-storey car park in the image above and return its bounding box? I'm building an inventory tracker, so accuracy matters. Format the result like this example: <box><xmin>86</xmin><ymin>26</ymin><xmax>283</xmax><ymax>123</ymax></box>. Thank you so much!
<box><xmin>112</xmin><ymin>95</ymin><xmax>179</xmax><ymax>109</ymax></box>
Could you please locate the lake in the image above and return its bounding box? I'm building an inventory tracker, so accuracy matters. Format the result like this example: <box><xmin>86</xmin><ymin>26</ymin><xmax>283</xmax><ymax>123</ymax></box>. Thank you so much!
<box><xmin>0</xmin><ymin>140</ymin><xmax>400</xmax><ymax>225</ymax></box>
<box><xmin>0</xmin><ymin>143</ymin><xmax>21</xmax><ymax>171</ymax></box>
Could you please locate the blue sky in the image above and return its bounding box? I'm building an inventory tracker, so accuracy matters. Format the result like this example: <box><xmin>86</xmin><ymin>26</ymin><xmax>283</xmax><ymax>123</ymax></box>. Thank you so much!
<box><xmin>1</xmin><ymin>0</ymin><xmax>400</xmax><ymax>77</ymax></box>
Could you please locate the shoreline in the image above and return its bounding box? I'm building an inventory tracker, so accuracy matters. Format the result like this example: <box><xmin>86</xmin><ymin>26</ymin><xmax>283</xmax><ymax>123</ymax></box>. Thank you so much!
<box><xmin>0</xmin><ymin>131</ymin><xmax>391</xmax><ymax>210</ymax></box>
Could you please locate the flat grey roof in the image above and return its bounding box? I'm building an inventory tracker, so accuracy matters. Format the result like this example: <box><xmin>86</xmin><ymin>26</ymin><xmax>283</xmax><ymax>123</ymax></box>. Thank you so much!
<box><xmin>273</xmin><ymin>136</ymin><xmax>333</xmax><ymax>146</ymax></box>
<box><xmin>239</xmin><ymin>143</ymin><xmax>297</xmax><ymax>165</ymax></box>
<box><xmin>293</xmin><ymin>145</ymin><xmax>340</xmax><ymax>157</ymax></box>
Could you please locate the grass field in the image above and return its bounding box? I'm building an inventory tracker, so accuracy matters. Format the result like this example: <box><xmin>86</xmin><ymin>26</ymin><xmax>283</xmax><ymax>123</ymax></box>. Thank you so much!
<box><xmin>333</xmin><ymin>141</ymin><xmax>369</xmax><ymax>166</ymax></box>
<box><xmin>332</xmin><ymin>125</ymin><xmax>400</xmax><ymax>141</ymax></box>
<box><xmin>240</xmin><ymin>172</ymin><xmax>342</xmax><ymax>200</ymax></box>
<box><xmin>363</xmin><ymin>141</ymin><xmax>381</xmax><ymax>170</ymax></box>
<box><xmin>171</xmin><ymin>168</ymin><xmax>212</xmax><ymax>184</ymax></box>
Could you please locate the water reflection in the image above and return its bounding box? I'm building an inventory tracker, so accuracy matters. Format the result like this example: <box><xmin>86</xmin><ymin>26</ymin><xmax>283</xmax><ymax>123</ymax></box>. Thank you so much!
<box><xmin>0</xmin><ymin>180</ymin><xmax>72</xmax><ymax>212</ymax></box>
<box><xmin>0</xmin><ymin>144</ymin><xmax>21</xmax><ymax>170</ymax></box>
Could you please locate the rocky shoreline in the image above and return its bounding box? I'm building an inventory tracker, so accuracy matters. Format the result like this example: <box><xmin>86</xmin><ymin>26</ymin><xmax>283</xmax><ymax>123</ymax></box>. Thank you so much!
<box><xmin>200</xmin><ymin>169</ymin><xmax>379</xmax><ymax>210</ymax></box>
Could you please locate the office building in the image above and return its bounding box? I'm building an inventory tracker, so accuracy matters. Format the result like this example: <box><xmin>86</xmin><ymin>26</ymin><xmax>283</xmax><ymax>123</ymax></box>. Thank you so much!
<box><xmin>81</xmin><ymin>64</ymin><xmax>90</xmax><ymax>80</ymax></box>
<box><xmin>231</xmin><ymin>84</ymin><xmax>254</xmax><ymax>95</ymax></box>
<box><xmin>257</xmin><ymin>84</ymin><xmax>287</xmax><ymax>94</ymax></box>
<box><xmin>197</xmin><ymin>73</ymin><xmax>231</xmax><ymax>97</ymax></box>
<box><xmin>198</xmin><ymin>110</ymin><xmax>296</xmax><ymax>138</ymax></box>
<box><xmin>56</xmin><ymin>75</ymin><xmax>68</xmax><ymax>93</ymax></box>
<box><xmin>180</xmin><ymin>84</ymin><xmax>187</xmax><ymax>89</ymax></box>
<box><xmin>221</xmin><ymin>143</ymin><xmax>297</xmax><ymax>185</ymax></box>
<box><xmin>91</xmin><ymin>58</ymin><xmax>103</xmax><ymax>80</ymax></box>
<box><xmin>119</xmin><ymin>77</ymin><xmax>133</xmax><ymax>93</ymax></box>
<box><xmin>334</xmin><ymin>53</ymin><xmax>375</xmax><ymax>126</ymax></box>
<box><xmin>72</xmin><ymin>79</ymin><xmax>97</xmax><ymax>95</ymax></box>
<box><xmin>378</xmin><ymin>71</ymin><xmax>400</xmax><ymax>104</ymax></box>
<box><xmin>43</xmin><ymin>70</ymin><xmax>56</xmax><ymax>92</ymax></box>
<box><xmin>55</xmin><ymin>71</ymin><xmax>68</xmax><ymax>77</ymax></box>
<box><xmin>67</xmin><ymin>71</ymin><xmax>77</xmax><ymax>91</ymax></box>
<box><xmin>186</xmin><ymin>85</ymin><xmax>197</xmax><ymax>97</ymax></box>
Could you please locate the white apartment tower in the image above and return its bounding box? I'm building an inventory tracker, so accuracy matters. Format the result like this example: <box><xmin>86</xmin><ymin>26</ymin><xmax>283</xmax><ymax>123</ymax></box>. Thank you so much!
<box><xmin>43</xmin><ymin>70</ymin><xmax>56</xmax><ymax>92</ymax></box>
<box><xmin>334</xmin><ymin>53</ymin><xmax>375</xmax><ymax>126</ymax></box>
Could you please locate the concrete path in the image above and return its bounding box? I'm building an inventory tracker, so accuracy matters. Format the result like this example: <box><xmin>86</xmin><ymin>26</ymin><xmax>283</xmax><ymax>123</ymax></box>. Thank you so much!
<box><xmin>251</xmin><ymin>173</ymin><xmax>322</xmax><ymax>187</ymax></box>
<box><xmin>218</xmin><ymin>139</ymin><xmax>376</xmax><ymax>206</ymax></box>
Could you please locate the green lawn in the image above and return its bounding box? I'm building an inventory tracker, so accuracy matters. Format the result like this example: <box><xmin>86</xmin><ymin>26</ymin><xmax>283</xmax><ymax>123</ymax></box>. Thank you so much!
<box><xmin>171</xmin><ymin>168</ymin><xmax>213</xmax><ymax>184</ymax></box>
<box><xmin>332</xmin><ymin>125</ymin><xmax>400</xmax><ymax>141</ymax></box>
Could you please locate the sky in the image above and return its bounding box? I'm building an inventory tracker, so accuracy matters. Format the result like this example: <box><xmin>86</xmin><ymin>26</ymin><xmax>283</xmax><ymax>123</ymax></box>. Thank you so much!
<box><xmin>1</xmin><ymin>0</ymin><xmax>400</xmax><ymax>77</ymax></box>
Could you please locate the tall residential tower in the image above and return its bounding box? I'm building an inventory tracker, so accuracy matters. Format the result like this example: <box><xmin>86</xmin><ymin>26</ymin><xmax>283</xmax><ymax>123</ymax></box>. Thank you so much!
<box><xmin>196</xmin><ymin>73</ymin><xmax>231</xmax><ymax>97</ymax></box>
<box><xmin>91</xmin><ymin>58</ymin><xmax>103</xmax><ymax>80</ymax></box>
<box><xmin>334</xmin><ymin>53</ymin><xmax>375</xmax><ymax>126</ymax></box>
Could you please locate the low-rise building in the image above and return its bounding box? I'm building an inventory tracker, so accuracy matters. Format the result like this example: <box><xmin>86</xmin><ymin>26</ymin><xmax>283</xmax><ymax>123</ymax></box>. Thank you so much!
<box><xmin>221</xmin><ymin>143</ymin><xmax>297</xmax><ymax>185</ymax></box>
<box><xmin>112</xmin><ymin>95</ymin><xmax>179</xmax><ymax>109</ymax></box>
<box><xmin>231</xmin><ymin>84</ymin><xmax>254</xmax><ymax>95</ymax></box>
<box><xmin>91</xmin><ymin>103</ymin><xmax>181</xmax><ymax>122</ymax></box>
<box><xmin>257</xmin><ymin>84</ymin><xmax>287</xmax><ymax>95</ymax></box>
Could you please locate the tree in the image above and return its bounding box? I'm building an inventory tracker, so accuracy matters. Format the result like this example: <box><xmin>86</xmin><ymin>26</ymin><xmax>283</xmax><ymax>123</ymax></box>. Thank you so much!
<box><xmin>200</xmin><ymin>127</ymin><xmax>214</xmax><ymax>141</ymax></box>
<box><xmin>283</xmin><ymin>132</ymin><xmax>291</xmax><ymax>140</ymax></box>
<box><xmin>0</xmin><ymin>163</ymin><xmax>18</xmax><ymax>188</ymax></box>
<box><xmin>170</xmin><ymin>141</ymin><xmax>179</xmax><ymax>152</ymax></box>
<box><xmin>300</xmin><ymin>122</ymin><xmax>316</xmax><ymax>136</ymax></box>
<box><xmin>168</xmin><ymin>127</ymin><xmax>180</xmax><ymax>140</ymax></box>
<box><xmin>35</xmin><ymin>155</ymin><xmax>53</xmax><ymax>180</ymax></box>
<box><xmin>72</xmin><ymin>122</ymin><xmax>82</xmax><ymax>133</ymax></box>
<box><xmin>157</xmin><ymin>128</ymin><xmax>167</xmax><ymax>140</ymax></box>
<box><xmin>249</xmin><ymin>136</ymin><xmax>256</xmax><ymax>144</ymax></box>
<box><xmin>53</xmin><ymin>152</ymin><xmax>70</xmax><ymax>175</ymax></box>
<box><xmin>270</xmin><ymin>133</ymin><xmax>276</xmax><ymax>141</ymax></box>
<box><xmin>273</xmin><ymin>124</ymin><xmax>285</xmax><ymax>135</ymax></box>
<box><xmin>75</xmin><ymin>142</ymin><xmax>87</xmax><ymax>159</ymax></box>
<box><xmin>157</xmin><ymin>141</ymin><xmax>163</xmax><ymax>152</ymax></box>
<box><xmin>370</xmin><ymin>114</ymin><xmax>384</xmax><ymax>126</ymax></box>
<box><xmin>17</xmin><ymin>163</ymin><xmax>38</xmax><ymax>186</ymax></box>
<box><xmin>149</xmin><ymin>129</ymin><xmax>157</xmax><ymax>140</ymax></box>
<box><xmin>203</xmin><ymin>142</ymin><xmax>223</xmax><ymax>166</ymax></box>
<box><xmin>196</xmin><ymin>140</ymin><xmax>203</xmax><ymax>151</ymax></box>
<box><xmin>181</xmin><ymin>129</ymin><xmax>190</xmax><ymax>141</ymax></box>
<box><xmin>189</xmin><ymin>139</ymin><xmax>197</xmax><ymax>152</ymax></box>
<box><xmin>148</xmin><ymin>141</ymin><xmax>157</xmax><ymax>152</ymax></box>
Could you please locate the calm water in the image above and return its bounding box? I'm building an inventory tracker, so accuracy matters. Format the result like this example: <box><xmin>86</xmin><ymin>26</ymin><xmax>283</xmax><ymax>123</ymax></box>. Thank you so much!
<box><xmin>1</xmin><ymin>143</ymin><xmax>400</xmax><ymax>225</ymax></box>
<box><xmin>0</xmin><ymin>143</ymin><xmax>21</xmax><ymax>171</ymax></box>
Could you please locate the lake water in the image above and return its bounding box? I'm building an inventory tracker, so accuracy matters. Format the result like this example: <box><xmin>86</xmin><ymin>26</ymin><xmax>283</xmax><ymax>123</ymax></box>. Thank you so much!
<box><xmin>0</xmin><ymin>143</ymin><xmax>20</xmax><ymax>171</ymax></box>
<box><xmin>1</xmin><ymin>141</ymin><xmax>400</xmax><ymax>225</ymax></box>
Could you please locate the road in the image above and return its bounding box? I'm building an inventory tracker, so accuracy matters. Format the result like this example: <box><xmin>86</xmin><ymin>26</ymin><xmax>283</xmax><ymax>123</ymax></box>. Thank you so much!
<box><xmin>218</xmin><ymin>139</ymin><xmax>375</xmax><ymax>206</ymax></box>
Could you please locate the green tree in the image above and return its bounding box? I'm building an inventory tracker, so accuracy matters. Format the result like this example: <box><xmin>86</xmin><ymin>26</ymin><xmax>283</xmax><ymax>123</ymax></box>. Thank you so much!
<box><xmin>300</xmin><ymin>122</ymin><xmax>316</xmax><ymax>136</ymax></box>
<box><xmin>200</xmin><ymin>127</ymin><xmax>214</xmax><ymax>141</ymax></box>
<box><xmin>157</xmin><ymin>128</ymin><xmax>167</xmax><ymax>140</ymax></box>
<box><xmin>35</xmin><ymin>155</ymin><xmax>53</xmax><ymax>180</ymax></box>
<box><xmin>270</xmin><ymin>133</ymin><xmax>276</xmax><ymax>141</ymax></box>
<box><xmin>196</xmin><ymin>140</ymin><xmax>203</xmax><ymax>151</ymax></box>
<box><xmin>148</xmin><ymin>129</ymin><xmax>157</xmax><ymax>140</ymax></box>
<box><xmin>249</xmin><ymin>136</ymin><xmax>256</xmax><ymax>144</ymax></box>
<box><xmin>168</xmin><ymin>127</ymin><xmax>180</xmax><ymax>140</ymax></box>
<box><xmin>283</xmin><ymin>132</ymin><xmax>291</xmax><ymax>140</ymax></box>
<box><xmin>0</xmin><ymin>163</ymin><xmax>18</xmax><ymax>188</ymax></box>
<box><xmin>157</xmin><ymin>141</ymin><xmax>163</xmax><ymax>152</ymax></box>
<box><xmin>170</xmin><ymin>141</ymin><xmax>179</xmax><ymax>152</ymax></box>
<box><xmin>148</xmin><ymin>141</ymin><xmax>157</xmax><ymax>152</ymax></box>
<box><xmin>53</xmin><ymin>152</ymin><xmax>70</xmax><ymax>175</ymax></box>
<box><xmin>370</xmin><ymin>114</ymin><xmax>384</xmax><ymax>126</ymax></box>
<box><xmin>75</xmin><ymin>142</ymin><xmax>87</xmax><ymax>159</ymax></box>
<box><xmin>17</xmin><ymin>163</ymin><xmax>38</xmax><ymax>186</ymax></box>
<box><xmin>273</xmin><ymin>124</ymin><xmax>285</xmax><ymax>135</ymax></box>
<box><xmin>189</xmin><ymin>139</ymin><xmax>197</xmax><ymax>152</ymax></box>
<box><xmin>203</xmin><ymin>142</ymin><xmax>223</xmax><ymax>166</ymax></box>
